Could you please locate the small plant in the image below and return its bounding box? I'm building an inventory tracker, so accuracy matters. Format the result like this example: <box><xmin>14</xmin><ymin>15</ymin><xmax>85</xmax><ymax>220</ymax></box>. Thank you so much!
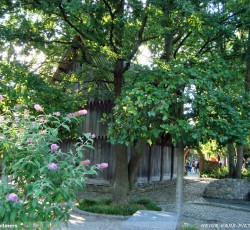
<box><xmin>242</xmin><ymin>168</ymin><xmax>250</xmax><ymax>180</ymax></box>
<box><xmin>0</xmin><ymin>97</ymin><xmax>108</xmax><ymax>228</ymax></box>
<box><xmin>201</xmin><ymin>167</ymin><xmax>250</xmax><ymax>179</ymax></box>
<box><xmin>77</xmin><ymin>198</ymin><xmax>161</xmax><ymax>216</ymax></box>
<box><xmin>200</xmin><ymin>166</ymin><xmax>229</xmax><ymax>179</ymax></box>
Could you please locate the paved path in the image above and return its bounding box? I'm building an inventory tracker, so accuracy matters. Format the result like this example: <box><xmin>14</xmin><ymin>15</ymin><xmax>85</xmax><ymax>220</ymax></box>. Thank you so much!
<box><xmin>53</xmin><ymin>214</ymin><xmax>124</xmax><ymax>230</ymax></box>
<box><xmin>179</xmin><ymin>200</ymin><xmax>250</xmax><ymax>229</ymax></box>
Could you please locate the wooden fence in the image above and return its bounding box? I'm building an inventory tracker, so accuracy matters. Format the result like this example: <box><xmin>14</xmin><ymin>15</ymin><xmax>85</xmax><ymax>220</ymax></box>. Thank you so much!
<box><xmin>61</xmin><ymin>100</ymin><xmax>177</xmax><ymax>185</ymax></box>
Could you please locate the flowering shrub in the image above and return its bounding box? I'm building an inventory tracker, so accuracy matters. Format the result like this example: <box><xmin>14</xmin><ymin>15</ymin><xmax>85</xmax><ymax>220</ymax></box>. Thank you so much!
<box><xmin>6</xmin><ymin>193</ymin><xmax>19</xmax><ymax>202</ymax></box>
<box><xmin>0</xmin><ymin>98</ymin><xmax>108</xmax><ymax>228</ymax></box>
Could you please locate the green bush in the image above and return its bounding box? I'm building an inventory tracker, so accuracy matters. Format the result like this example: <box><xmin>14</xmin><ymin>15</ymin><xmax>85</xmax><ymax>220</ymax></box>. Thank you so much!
<box><xmin>201</xmin><ymin>167</ymin><xmax>250</xmax><ymax>180</ymax></box>
<box><xmin>200</xmin><ymin>166</ymin><xmax>229</xmax><ymax>179</ymax></box>
<box><xmin>77</xmin><ymin>198</ymin><xmax>161</xmax><ymax>216</ymax></box>
<box><xmin>242</xmin><ymin>168</ymin><xmax>250</xmax><ymax>180</ymax></box>
<box><xmin>0</xmin><ymin>101</ymin><xmax>108</xmax><ymax>228</ymax></box>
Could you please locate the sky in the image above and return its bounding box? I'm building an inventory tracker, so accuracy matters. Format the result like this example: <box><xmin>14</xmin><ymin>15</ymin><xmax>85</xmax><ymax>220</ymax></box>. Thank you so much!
<box><xmin>137</xmin><ymin>45</ymin><xmax>152</xmax><ymax>66</ymax></box>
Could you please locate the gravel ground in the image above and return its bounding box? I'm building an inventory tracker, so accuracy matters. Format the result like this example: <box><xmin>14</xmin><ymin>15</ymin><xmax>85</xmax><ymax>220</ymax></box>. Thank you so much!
<box><xmin>76</xmin><ymin>177</ymin><xmax>213</xmax><ymax>207</ymax></box>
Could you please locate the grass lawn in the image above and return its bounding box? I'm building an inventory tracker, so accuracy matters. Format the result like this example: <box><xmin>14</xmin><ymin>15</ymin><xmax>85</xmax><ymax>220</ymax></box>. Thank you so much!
<box><xmin>77</xmin><ymin>198</ymin><xmax>161</xmax><ymax>216</ymax></box>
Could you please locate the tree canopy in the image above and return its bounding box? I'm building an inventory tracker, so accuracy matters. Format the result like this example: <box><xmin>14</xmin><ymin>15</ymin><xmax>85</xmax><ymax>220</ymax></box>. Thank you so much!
<box><xmin>0</xmin><ymin>0</ymin><xmax>250</xmax><ymax>206</ymax></box>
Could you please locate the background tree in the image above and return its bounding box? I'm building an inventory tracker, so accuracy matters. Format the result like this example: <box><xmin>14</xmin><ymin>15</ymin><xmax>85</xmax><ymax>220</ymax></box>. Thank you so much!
<box><xmin>109</xmin><ymin>0</ymin><xmax>250</xmax><ymax>211</ymax></box>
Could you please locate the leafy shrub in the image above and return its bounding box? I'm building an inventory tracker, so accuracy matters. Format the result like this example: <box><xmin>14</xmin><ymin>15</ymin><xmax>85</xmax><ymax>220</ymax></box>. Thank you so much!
<box><xmin>77</xmin><ymin>198</ymin><xmax>161</xmax><ymax>216</ymax></box>
<box><xmin>242</xmin><ymin>168</ymin><xmax>250</xmax><ymax>180</ymax></box>
<box><xmin>201</xmin><ymin>167</ymin><xmax>250</xmax><ymax>179</ymax></box>
<box><xmin>0</xmin><ymin>99</ymin><xmax>108</xmax><ymax>228</ymax></box>
<box><xmin>200</xmin><ymin>166</ymin><xmax>229</xmax><ymax>179</ymax></box>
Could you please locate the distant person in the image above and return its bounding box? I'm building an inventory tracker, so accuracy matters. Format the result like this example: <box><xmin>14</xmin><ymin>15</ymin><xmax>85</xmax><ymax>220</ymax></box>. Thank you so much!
<box><xmin>186</xmin><ymin>160</ymin><xmax>191</xmax><ymax>172</ymax></box>
<box><xmin>192</xmin><ymin>160</ymin><xmax>195</xmax><ymax>173</ymax></box>
<box><xmin>196</xmin><ymin>162</ymin><xmax>199</xmax><ymax>173</ymax></box>
<box><xmin>194</xmin><ymin>160</ymin><xmax>198</xmax><ymax>173</ymax></box>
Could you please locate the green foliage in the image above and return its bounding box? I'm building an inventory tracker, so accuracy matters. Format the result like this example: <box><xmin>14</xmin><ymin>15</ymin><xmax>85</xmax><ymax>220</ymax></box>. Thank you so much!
<box><xmin>201</xmin><ymin>167</ymin><xmax>250</xmax><ymax>180</ymax></box>
<box><xmin>108</xmin><ymin>58</ymin><xmax>249</xmax><ymax>146</ymax></box>
<box><xmin>0</xmin><ymin>0</ymin><xmax>249</xmax><ymax>150</ymax></box>
<box><xmin>77</xmin><ymin>198</ymin><xmax>161</xmax><ymax>216</ymax></box>
<box><xmin>201</xmin><ymin>167</ymin><xmax>229</xmax><ymax>179</ymax></box>
<box><xmin>0</xmin><ymin>101</ymin><xmax>107</xmax><ymax>226</ymax></box>
<box><xmin>199</xmin><ymin>141</ymin><xmax>226</xmax><ymax>160</ymax></box>
<box><xmin>0</xmin><ymin>61</ymin><xmax>88</xmax><ymax>139</ymax></box>
<box><xmin>242</xmin><ymin>168</ymin><xmax>250</xmax><ymax>180</ymax></box>
<box><xmin>0</xmin><ymin>61</ymin><xmax>87</xmax><ymax>115</ymax></box>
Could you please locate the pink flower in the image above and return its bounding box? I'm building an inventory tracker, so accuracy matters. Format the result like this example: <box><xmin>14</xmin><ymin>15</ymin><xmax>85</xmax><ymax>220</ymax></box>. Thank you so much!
<box><xmin>77</xmin><ymin>109</ymin><xmax>87</xmax><ymax>116</ymax></box>
<box><xmin>48</xmin><ymin>163</ymin><xmax>58</xmax><ymax>170</ymax></box>
<box><xmin>53</xmin><ymin>112</ymin><xmax>61</xmax><ymax>117</ymax></box>
<box><xmin>51</xmin><ymin>143</ymin><xmax>59</xmax><ymax>152</ymax></box>
<box><xmin>67</xmin><ymin>113</ymin><xmax>74</xmax><ymax>118</ymax></box>
<box><xmin>91</xmin><ymin>134</ymin><xmax>96</xmax><ymax>139</ymax></box>
<box><xmin>24</xmin><ymin>109</ymin><xmax>29</xmax><ymax>118</ymax></box>
<box><xmin>15</xmin><ymin>104</ymin><xmax>22</xmax><ymax>109</ymax></box>
<box><xmin>26</xmin><ymin>138</ymin><xmax>32</xmax><ymax>143</ymax></box>
<box><xmin>41</xmin><ymin>129</ymin><xmax>47</xmax><ymax>134</ymax></box>
<box><xmin>80</xmin><ymin>159</ymin><xmax>91</xmax><ymax>166</ymax></box>
<box><xmin>14</xmin><ymin>116</ymin><xmax>20</xmax><ymax>121</ymax></box>
<box><xmin>97</xmin><ymin>163</ymin><xmax>108</xmax><ymax>169</ymax></box>
<box><xmin>34</xmin><ymin>104</ymin><xmax>43</xmax><ymax>111</ymax></box>
<box><xmin>0</xmin><ymin>95</ymin><xmax>3</xmax><ymax>102</ymax></box>
<box><xmin>6</xmin><ymin>193</ymin><xmax>19</xmax><ymax>202</ymax></box>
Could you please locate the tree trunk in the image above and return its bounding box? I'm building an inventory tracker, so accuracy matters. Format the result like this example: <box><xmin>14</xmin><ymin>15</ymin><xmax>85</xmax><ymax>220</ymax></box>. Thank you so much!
<box><xmin>235</xmin><ymin>145</ymin><xmax>244</xmax><ymax>178</ymax></box>
<box><xmin>160</xmin><ymin>0</ymin><xmax>185</xmax><ymax>215</ymax></box>
<box><xmin>228</xmin><ymin>143</ymin><xmax>236</xmax><ymax>178</ymax></box>
<box><xmin>113</xmin><ymin>144</ymin><xmax>129</xmax><ymax>204</ymax></box>
<box><xmin>160</xmin><ymin>0</ymin><xmax>174</xmax><ymax>62</ymax></box>
<box><xmin>176</xmin><ymin>141</ymin><xmax>184</xmax><ymax>214</ymax></box>
<box><xmin>114</xmin><ymin>59</ymin><xmax>124</xmax><ymax>97</ymax></box>
<box><xmin>232</xmin><ymin>23</ymin><xmax>250</xmax><ymax>180</ymax></box>
<box><xmin>128</xmin><ymin>138</ymin><xmax>146</xmax><ymax>190</ymax></box>
<box><xmin>112</xmin><ymin>58</ymin><xmax>129</xmax><ymax>204</ymax></box>
<box><xmin>245</xmin><ymin>27</ymin><xmax>250</xmax><ymax>92</ymax></box>
<box><xmin>194</xmin><ymin>147</ymin><xmax>205</xmax><ymax>173</ymax></box>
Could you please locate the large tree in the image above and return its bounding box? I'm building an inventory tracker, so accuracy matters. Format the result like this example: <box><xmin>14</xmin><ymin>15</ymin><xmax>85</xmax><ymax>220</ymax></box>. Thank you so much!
<box><xmin>109</xmin><ymin>0</ymin><xmax>250</xmax><ymax>211</ymax></box>
<box><xmin>1</xmin><ymin>0</ymin><xmax>249</xmax><ymax>212</ymax></box>
<box><xmin>0</xmin><ymin>0</ymin><xmax>163</xmax><ymax>205</ymax></box>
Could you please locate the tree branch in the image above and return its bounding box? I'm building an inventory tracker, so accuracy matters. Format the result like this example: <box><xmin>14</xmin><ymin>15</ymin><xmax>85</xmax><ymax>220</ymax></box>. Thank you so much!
<box><xmin>174</xmin><ymin>31</ymin><xmax>192</xmax><ymax>59</ymax></box>
<box><xmin>142</xmin><ymin>35</ymin><xmax>160</xmax><ymax>43</ymax></box>
<box><xmin>58</xmin><ymin>2</ymin><xmax>90</xmax><ymax>42</ymax></box>
<box><xmin>173</xmin><ymin>33</ymin><xmax>184</xmax><ymax>44</ymax></box>
<box><xmin>102</xmin><ymin>0</ymin><xmax>114</xmax><ymax>17</ymax></box>
<box><xmin>125</xmin><ymin>4</ymin><xmax>150</xmax><ymax>71</ymax></box>
<box><xmin>102</xmin><ymin>0</ymin><xmax>119</xmax><ymax>53</ymax></box>
<box><xmin>221</xmin><ymin>9</ymin><xmax>247</xmax><ymax>24</ymax></box>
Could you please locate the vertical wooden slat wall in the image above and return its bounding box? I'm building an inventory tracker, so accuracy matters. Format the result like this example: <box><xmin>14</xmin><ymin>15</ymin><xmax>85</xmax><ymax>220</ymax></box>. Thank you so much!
<box><xmin>61</xmin><ymin>100</ymin><xmax>176</xmax><ymax>185</ymax></box>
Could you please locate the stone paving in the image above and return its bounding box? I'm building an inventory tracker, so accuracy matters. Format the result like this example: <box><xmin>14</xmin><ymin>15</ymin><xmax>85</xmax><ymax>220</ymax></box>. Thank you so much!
<box><xmin>53</xmin><ymin>175</ymin><xmax>250</xmax><ymax>230</ymax></box>
<box><xmin>179</xmin><ymin>202</ymin><xmax>250</xmax><ymax>229</ymax></box>
<box><xmin>121</xmin><ymin>210</ymin><xmax>180</xmax><ymax>230</ymax></box>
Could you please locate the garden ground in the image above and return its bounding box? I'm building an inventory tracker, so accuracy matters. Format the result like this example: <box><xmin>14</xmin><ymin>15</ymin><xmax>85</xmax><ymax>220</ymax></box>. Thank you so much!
<box><xmin>54</xmin><ymin>175</ymin><xmax>250</xmax><ymax>229</ymax></box>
